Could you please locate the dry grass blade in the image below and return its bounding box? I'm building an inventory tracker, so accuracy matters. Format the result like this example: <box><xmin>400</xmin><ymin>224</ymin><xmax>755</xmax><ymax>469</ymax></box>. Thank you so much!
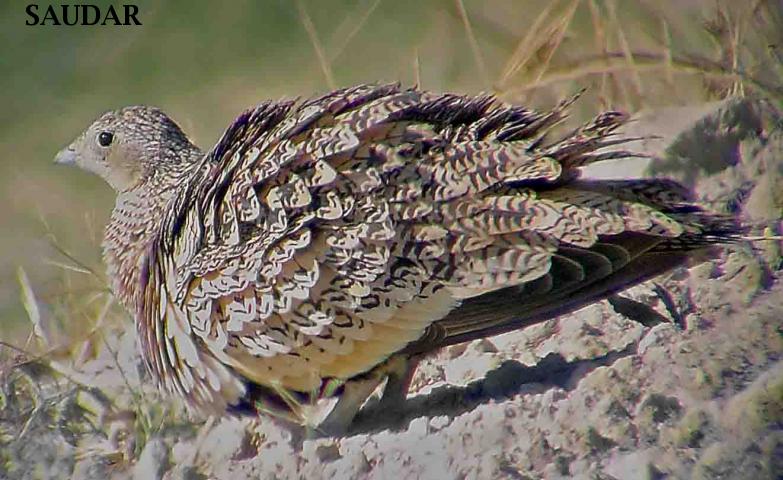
<box><xmin>743</xmin><ymin>235</ymin><xmax>783</xmax><ymax>242</ymax></box>
<box><xmin>45</xmin><ymin>232</ymin><xmax>104</xmax><ymax>282</ymax></box>
<box><xmin>769</xmin><ymin>44</ymin><xmax>783</xmax><ymax>80</ymax></box>
<box><xmin>295</xmin><ymin>0</ymin><xmax>337</xmax><ymax>90</ymax></box>
<box><xmin>606</xmin><ymin>0</ymin><xmax>643</xmax><ymax>102</ymax></box>
<box><xmin>455</xmin><ymin>0</ymin><xmax>491</xmax><ymax>89</ymax></box>
<box><xmin>90</xmin><ymin>293</ymin><xmax>115</xmax><ymax>336</ymax></box>
<box><xmin>17</xmin><ymin>404</ymin><xmax>45</xmax><ymax>442</ymax></box>
<box><xmin>498</xmin><ymin>0</ymin><xmax>581</xmax><ymax>101</ymax></box>
<box><xmin>661</xmin><ymin>17</ymin><xmax>674</xmax><ymax>86</ymax></box>
<box><xmin>497</xmin><ymin>0</ymin><xmax>562</xmax><ymax>87</ymax></box>
<box><xmin>413</xmin><ymin>47</ymin><xmax>422</xmax><ymax>88</ymax></box>
<box><xmin>674</xmin><ymin>50</ymin><xmax>782</xmax><ymax>99</ymax></box>
<box><xmin>0</xmin><ymin>340</ymin><xmax>32</xmax><ymax>357</ymax></box>
<box><xmin>587</xmin><ymin>0</ymin><xmax>610</xmax><ymax>107</ymax></box>
<box><xmin>498</xmin><ymin>59</ymin><xmax>654</xmax><ymax>96</ymax></box>
<box><xmin>18</xmin><ymin>267</ymin><xmax>42</xmax><ymax>341</ymax></box>
<box><xmin>586</xmin><ymin>0</ymin><xmax>604</xmax><ymax>49</ymax></box>
<box><xmin>17</xmin><ymin>266</ymin><xmax>65</xmax><ymax>352</ymax></box>
<box><xmin>530</xmin><ymin>0</ymin><xmax>581</xmax><ymax>86</ymax></box>
<box><xmin>43</xmin><ymin>259</ymin><xmax>93</xmax><ymax>275</ymax></box>
<box><xmin>38</xmin><ymin>212</ymin><xmax>108</xmax><ymax>288</ymax></box>
<box><xmin>730</xmin><ymin>6</ymin><xmax>744</xmax><ymax>97</ymax></box>
<box><xmin>183</xmin><ymin>416</ymin><xmax>217</xmax><ymax>466</ymax></box>
<box><xmin>501</xmin><ymin>50</ymin><xmax>783</xmax><ymax>101</ymax></box>
<box><xmin>328</xmin><ymin>0</ymin><xmax>382</xmax><ymax>63</ymax></box>
<box><xmin>271</xmin><ymin>382</ymin><xmax>306</xmax><ymax>420</ymax></box>
<box><xmin>83</xmin><ymin>211</ymin><xmax>100</xmax><ymax>246</ymax></box>
<box><xmin>98</xmin><ymin>327</ymin><xmax>147</xmax><ymax>412</ymax></box>
<box><xmin>251</xmin><ymin>383</ymin><xmax>310</xmax><ymax>427</ymax></box>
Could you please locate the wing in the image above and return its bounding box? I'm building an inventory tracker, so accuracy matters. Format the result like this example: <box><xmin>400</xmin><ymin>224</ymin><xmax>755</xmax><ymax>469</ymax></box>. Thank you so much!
<box><xmin>137</xmin><ymin>84</ymin><xmax>738</xmax><ymax>411</ymax></box>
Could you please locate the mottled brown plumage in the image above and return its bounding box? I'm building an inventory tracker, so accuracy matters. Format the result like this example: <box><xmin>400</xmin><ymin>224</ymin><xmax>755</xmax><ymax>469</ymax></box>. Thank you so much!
<box><xmin>56</xmin><ymin>84</ymin><xmax>740</xmax><ymax>429</ymax></box>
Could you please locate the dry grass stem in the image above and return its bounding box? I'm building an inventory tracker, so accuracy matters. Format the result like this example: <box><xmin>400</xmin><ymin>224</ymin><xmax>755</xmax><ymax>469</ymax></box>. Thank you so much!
<box><xmin>455</xmin><ymin>0</ymin><xmax>492</xmax><ymax>89</ymax></box>
<box><xmin>587</xmin><ymin>0</ymin><xmax>611</xmax><ymax>107</ymax></box>
<box><xmin>328</xmin><ymin>0</ymin><xmax>382</xmax><ymax>63</ymax></box>
<box><xmin>530</xmin><ymin>0</ymin><xmax>581</xmax><ymax>88</ymax></box>
<box><xmin>413</xmin><ymin>47</ymin><xmax>422</xmax><ymax>88</ymax></box>
<box><xmin>497</xmin><ymin>0</ymin><xmax>562</xmax><ymax>88</ymax></box>
<box><xmin>606</xmin><ymin>0</ymin><xmax>643</xmax><ymax>104</ymax></box>
<box><xmin>501</xmin><ymin>50</ymin><xmax>783</xmax><ymax>102</ymax></box>
<box><xmin>295</xmin><ymin>0</ymin><xmax>337</xmax><ymax>90</ymax></box>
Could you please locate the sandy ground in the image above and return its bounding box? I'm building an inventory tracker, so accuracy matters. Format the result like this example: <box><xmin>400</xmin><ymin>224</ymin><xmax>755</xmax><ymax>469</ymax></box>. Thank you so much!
<box><xmin>1</xmin><ymin>98</ymin><xmax>781</xmax><ymax>480</ymax></box>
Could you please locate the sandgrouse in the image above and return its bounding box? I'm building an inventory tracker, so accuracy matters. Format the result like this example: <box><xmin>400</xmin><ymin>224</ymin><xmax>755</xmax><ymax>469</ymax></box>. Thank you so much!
<box><xmin>56</xmin><ymin>84</ymin><xmax>741</xmax><ymax>433</ymax></box>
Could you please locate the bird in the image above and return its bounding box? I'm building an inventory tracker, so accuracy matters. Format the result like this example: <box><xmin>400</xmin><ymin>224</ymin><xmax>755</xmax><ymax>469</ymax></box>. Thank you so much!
<box><xmin>55</xmin><ymin>83</ymin><xmax>743</xmax><ymax>434</ymax></box>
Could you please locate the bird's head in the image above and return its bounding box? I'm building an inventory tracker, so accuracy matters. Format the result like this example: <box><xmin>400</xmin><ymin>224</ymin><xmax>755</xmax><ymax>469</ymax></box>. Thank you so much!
<box><xmin>55</xmin><ymin>106</ymin><xmax>199</xmax><ymax>191</ymax></box>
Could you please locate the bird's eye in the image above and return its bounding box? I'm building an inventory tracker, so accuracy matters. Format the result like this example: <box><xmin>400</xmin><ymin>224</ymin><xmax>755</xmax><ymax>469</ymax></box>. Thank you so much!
<box><xmin>97</xmin><ymin>131</ymin><xmax>114</xmax><ymax>147</ymax></box>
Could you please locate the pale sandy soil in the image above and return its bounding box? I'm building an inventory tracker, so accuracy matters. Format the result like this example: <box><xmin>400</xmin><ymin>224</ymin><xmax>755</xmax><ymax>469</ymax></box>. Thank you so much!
<box><xmin>2</xmin><ymin>98</ymin><xmax>781</xmax><ymax>480</ymax></box>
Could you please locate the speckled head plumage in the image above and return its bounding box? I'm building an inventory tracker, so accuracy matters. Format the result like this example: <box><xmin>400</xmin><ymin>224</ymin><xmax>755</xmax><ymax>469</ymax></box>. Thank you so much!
<box><xmin>55</xmin><ymin>105</ymin><xmax>200</xmax><ymax>191</ymax></box>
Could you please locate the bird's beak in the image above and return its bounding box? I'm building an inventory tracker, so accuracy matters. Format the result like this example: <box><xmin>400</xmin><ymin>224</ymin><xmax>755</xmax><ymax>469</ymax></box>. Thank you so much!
<box><xmin>54</xmin><ymin>147</ymin><xmax>77</xmax><ymax>166</ymax></box>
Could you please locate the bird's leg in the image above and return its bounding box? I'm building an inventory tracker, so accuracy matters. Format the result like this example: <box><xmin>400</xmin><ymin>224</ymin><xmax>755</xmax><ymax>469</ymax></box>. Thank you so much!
<box><xmin>375</xmin><ymin>354</ymin><xmax>421</xmax><ymax>414</ymax></box>
<box><xmin>314</xmin><ymin>354</ymin><xmax>422</xmax><ymax>436</ymax></box>
<box><xmin>315</xmin><ymin>372</ymin><xmax>384</xmax><ymax>438</ymax></box>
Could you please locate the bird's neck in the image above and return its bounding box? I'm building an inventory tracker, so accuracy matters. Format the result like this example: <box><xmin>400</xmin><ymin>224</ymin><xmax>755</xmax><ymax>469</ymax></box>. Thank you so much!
<box><xmin>103</xmin><ymin>146</ymin><xmax>203</xmax><ymax>310</ymax></box>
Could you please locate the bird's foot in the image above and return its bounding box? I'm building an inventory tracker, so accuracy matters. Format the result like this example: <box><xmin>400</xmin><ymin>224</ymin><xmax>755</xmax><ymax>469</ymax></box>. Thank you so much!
<box><xmin>314</xmin><ymin>374</ymin><xmax>383</xmax><ymax>438</ymax></box>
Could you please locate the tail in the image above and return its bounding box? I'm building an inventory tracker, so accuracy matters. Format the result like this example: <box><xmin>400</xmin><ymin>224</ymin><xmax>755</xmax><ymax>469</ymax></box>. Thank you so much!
<box><xmin>404</xmin><ymin>179</ymin><xmax>756</xmax><ymax>354</ymax></box>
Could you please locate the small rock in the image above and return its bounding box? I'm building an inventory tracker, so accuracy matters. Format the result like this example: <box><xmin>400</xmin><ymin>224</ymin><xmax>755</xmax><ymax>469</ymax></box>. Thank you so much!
<box><xmin>584</xmin><ymin>427</ymin><xmax>617</xmax><ymax>453</ymax></box>
<box><xmin>476</xmin><ymin>338</ymin><xmax>499</xmax><ymax>353</ymax></box>
<box><xmin>71</xmin><ymin>456</ymin><xmax>112</xmax><ymax>480</ymax></box>
<box><xmin>443</xmin><ymin>353</ymin><xmax>499</xmax><ymax>386</ymax></box>
<box><xmin>429</xmin><ymin>415</ymin><xmax>450</xmax><ymax>431</ymax></box>
<box><xmin>638</xmin><ymin>323</ymin><xmax>677</xmax><ymax>355</ymax></box>
<box><xmin>408</xmin><ymin>416</ymin><xmax>429</xmax><ymax>437</ymax></box>
<box><xmin>165</xmin><ymin>465</ymin><xmax>206</xmax><ymax>480</ymax></box>
<box><xmin>134</xmin><ymin>437</ymin><xmax>169</xmax><ymax>480</ymax></box>
<box><xmin>315</xmin><ymin>443</ymin><xmax>342</xmax><ymax>463</ymax></box>
<box><xmin>672</xmin><ymin>408</ymin><xmax>710</xmax><ymax>448</ymax></box>
<box><xmin>638</xmin><ymin>393</ymin><xmax>682</xmax><ymax>424</ymax></box>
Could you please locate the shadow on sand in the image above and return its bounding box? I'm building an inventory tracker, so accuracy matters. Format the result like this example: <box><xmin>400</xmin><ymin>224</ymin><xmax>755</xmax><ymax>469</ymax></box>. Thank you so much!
<box><xmin>344</xmin><ymin>341</ymin><xmax>638</xmax><ymax>437</ymax></box>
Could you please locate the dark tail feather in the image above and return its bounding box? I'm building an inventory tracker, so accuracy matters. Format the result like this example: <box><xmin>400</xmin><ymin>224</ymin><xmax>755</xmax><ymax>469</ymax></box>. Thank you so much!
<box><xmin>404</xmin><ymin>197</ymin><xmax>757</xmax><ymax>354</ymax></box>
<box><xmin>405</xmin><ymin>249</ymin><xmax>693</xmax><ymax>354</ymax></box>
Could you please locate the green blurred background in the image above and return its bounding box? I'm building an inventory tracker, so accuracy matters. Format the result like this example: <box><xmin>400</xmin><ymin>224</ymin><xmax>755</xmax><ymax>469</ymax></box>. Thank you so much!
<box><xmin>0</xmin><ymin>0</ymin><xmax>780</xmax><ymax>350</ymax></box>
